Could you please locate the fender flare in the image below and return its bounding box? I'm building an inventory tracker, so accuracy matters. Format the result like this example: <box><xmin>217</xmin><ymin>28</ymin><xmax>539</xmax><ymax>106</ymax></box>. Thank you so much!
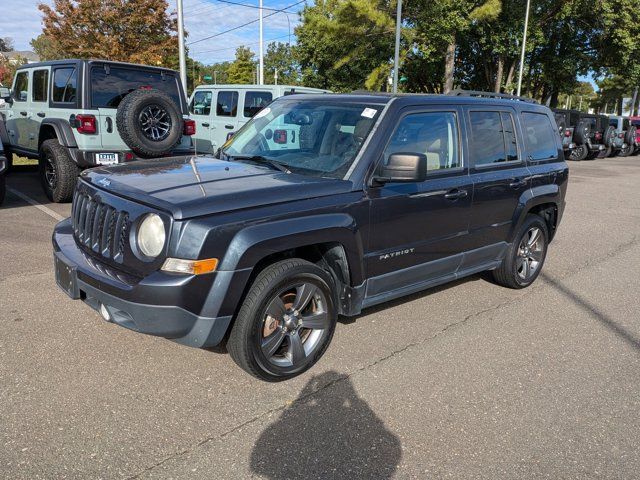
<box><xmin>508</xmin><ymin>184</ymin><xmax>560</xmax><ymax>243</ymax></box>
<box><xmin>218</xmin><ymin>213</ymin><xmax>366</xmax><ymax>285</ymax></box>
<box><xmin>39</xmin><ymin>118</ymin><xmax>77</xmax><ymax>148</ymax></box>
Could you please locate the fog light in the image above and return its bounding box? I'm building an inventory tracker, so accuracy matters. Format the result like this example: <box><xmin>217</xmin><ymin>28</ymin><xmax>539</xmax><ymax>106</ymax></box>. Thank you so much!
<box><xmin>99</xmin><ymin>303</ymin><xmax>111</xmax><ymax>321</ymax></box>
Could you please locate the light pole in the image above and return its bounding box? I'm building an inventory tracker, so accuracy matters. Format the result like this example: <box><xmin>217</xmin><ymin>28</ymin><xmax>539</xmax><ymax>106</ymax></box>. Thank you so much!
<box><xmin>393</xmin><ymin>0</ymin><xmax>402</xmax><ymax>94</ymax></box>
<box><xmin>516</xmin><ymin>0</ymin><xmax>531</xmax><ymax>97</ymax></box>
<box><xmin>177</xmin><ymin>0</ymin><xmax>187</xmax><ymax>95</ymax></box>
<box><xmin>259</xmin><ymin>0</ymin><xmax>264</xmax><ymax>85</ymax></box>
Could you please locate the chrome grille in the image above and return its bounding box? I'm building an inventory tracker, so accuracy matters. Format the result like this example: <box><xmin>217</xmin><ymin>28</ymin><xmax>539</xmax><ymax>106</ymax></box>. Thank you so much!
<box><xmin>72</xmin><ymin>189</ymin><xmax>129</xmax><ymax>262</ymax></box>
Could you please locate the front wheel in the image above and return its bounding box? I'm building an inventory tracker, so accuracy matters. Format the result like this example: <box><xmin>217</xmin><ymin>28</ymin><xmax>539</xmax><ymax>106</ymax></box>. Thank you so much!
<box><xmin>569</xmin><ymin>144</ymin><xmax>588</xmax><ymax>161</ymax></box>
<box><xmin>492</xmin><ymin>215</ymin><xmax>548</xmax><ymax>289</ymax></box>
<box><xmin>228</xmin><ymin>259</ymin><xmax>337</xmax><ymax>381</ymax></box>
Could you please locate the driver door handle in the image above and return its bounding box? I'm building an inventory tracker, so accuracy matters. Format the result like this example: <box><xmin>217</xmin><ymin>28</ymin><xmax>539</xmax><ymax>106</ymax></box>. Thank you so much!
<box><xmin>225</xmin><ymin>124</ymin><xmax>234</xmax><ymax>130</ymax></box>
<box><xmin>509</xmin><ymin>178</ymin><xmax>527</xmax><ymax>189</ymax></box>
<box><xmin>444</xmin><ymin>189</ymin><xmax>468</xmax><ymax>200</ymax></box>
<box><xmin>37</xmin><ymin>112</ymin><xmax>46</xmax><ymax>118</ymax></box>
<box><xmin>201</xmin><ymin>122</ymin><xmax>210</xmax><ymax>127</ymax></box>
<box><xmin>20</xmin><ymin>111</ymin><xmax>28</xmax><ymax>116</ymax></box>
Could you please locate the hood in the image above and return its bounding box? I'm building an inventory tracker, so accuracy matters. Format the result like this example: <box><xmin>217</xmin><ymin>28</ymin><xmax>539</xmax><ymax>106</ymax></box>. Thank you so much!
<box><xmin>81</xmin><ymin>156</ymin><xmax>353</xmax><ymax>219</ymax></box>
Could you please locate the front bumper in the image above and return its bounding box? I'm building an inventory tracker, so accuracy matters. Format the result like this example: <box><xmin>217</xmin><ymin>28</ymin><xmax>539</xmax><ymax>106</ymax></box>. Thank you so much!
<box><xmin>52</xmin><ymin>218</ymin><xmax>250</xmax><ymax>348</ymax></box>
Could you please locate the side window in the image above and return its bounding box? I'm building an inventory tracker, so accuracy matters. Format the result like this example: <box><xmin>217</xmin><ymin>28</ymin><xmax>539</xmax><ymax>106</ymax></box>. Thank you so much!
<box><xmin>469</xmin><ymin>111</ymin><xmax>519</xmax><ymax>166</ymax></box>
<box><xmin>216</xmin><ymin>91</ymin><xmax>238</xmax><ymax>117</ymax></box>
<box><xmin>384</xmin><ymin>112</ymin><xmax>460</xmax><ymax>173</ymax></box>
<box><xmin>190</xmin><ymin>90</ymin><xmax>212</xmax><ymax>115</ymax></box>
<box><xmin>244</xmin><ymin>91</ymin><xmax>273</xmax><ymax>117</ymax></box>
<box><xmin>14</xmin><ymin>71</ymin><xmax>29</xmax><ymax>102</ymax></box>
<box><xmin>52</xmin><ymin>67</ymin><xmax>78</xmax><ymax>103</ymax></box>
<box><xmin>521</xmin><ymin>112</ymin><xmax>558</xmax><ymax>161</ymax></box>
<box><xmin>32</xmin><ymin>70</ymin><xmax>49</xmax><ymax>102</ymax></box>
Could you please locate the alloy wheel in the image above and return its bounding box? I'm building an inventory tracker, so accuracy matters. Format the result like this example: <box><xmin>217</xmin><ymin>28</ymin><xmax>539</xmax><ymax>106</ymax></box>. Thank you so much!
<box><xmin>260</xmin><ymin>282</ymin><xmax>330</xmax><ymax>368</ymax></box>
<box><xmin>516</xmin><ymin>227</ymin><xmax>545</xmax><ymax>281</ymax></box>
<box><xmin>139</xmin><ymin>104</ymin><xmax>172</xmax><ymax>141</ymax></box>
<box><xmin>44</xmin><ymin>155</ymin><xmax>57</xmax><ymax>190</ymax></box>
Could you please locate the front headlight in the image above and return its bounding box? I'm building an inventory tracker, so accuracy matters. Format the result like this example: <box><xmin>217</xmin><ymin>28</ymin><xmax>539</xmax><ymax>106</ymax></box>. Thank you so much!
<box><xmin>137</xmin><ymin>214</ymin><xmax>166</xmax><ymax>258</ymax></box>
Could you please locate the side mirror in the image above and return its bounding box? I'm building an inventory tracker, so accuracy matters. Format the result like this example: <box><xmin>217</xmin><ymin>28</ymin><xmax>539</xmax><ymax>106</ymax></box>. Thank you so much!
<box><xmin>373</xmin><ymin>153</ymin><xmax>427</xmax><ymax>184</ymax></box>
<box><xmin>0</xmin><ymin>88</ymin><xmax>12</xmax><ymax>105</ymax></box>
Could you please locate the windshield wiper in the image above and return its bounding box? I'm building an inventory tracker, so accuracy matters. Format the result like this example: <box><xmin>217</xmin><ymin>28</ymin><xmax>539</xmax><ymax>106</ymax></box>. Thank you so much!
<box><xmin>228</xmin><ymin>155</ymin><xmax>291</xmax><ymax>174</ymax></box>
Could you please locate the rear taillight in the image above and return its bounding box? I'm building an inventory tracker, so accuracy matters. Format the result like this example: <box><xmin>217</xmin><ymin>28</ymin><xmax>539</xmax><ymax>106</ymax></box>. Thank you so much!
<box><xmin>564</xmin><ymin>129</ymin><xmax>572</xmax><ymax>137</ymax></box>
<box><xmin>595</xmin><ymin>132</ymin><xmax>602</xmax><ymax>140</ymax></box>
<box><xmin>183</xmin><ymin>119</ymin><xmax>196</xmax><ymax>136</ymax></box>
<box><xmin>619</xmin><ymin>133</ymin><xmax>625</xmax><ymax>139</ymax></box>
<box><xmin>125</xmin><ymin>152</ymin><xmax>135</xmax><ymax>161</ymax></box>
<box><xmin>74</xmin><ymin>114</ymin><xmax>97</xmax><ymax>134</ymax></box>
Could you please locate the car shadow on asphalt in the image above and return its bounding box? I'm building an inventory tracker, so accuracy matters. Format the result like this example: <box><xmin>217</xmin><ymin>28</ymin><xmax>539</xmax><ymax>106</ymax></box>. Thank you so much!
<box><xmin>540</xmin><ymin>272</ymin><xmax>640</xmax><ymax>351</ymax></box>
<box><xmin>250</xmin><ymin>371</ymin><xmax>402</xmax><ymax>479</ymax></box>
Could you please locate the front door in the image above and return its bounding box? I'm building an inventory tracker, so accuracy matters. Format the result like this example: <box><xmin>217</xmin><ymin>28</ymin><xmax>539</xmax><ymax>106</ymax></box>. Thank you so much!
<box><xmin>29</xmin><ymin>67</ymin><xmax>50</xmax><ymax>151</ymax></box>
<box><xmin>366</xmin><ymin>107</ymin><xmax>473</xmax><ymax>296</ymax></box>
<box><xmin>6</xmin><ymin>69</ymin><xmax>32</xmax><ymax>151</ymax></box>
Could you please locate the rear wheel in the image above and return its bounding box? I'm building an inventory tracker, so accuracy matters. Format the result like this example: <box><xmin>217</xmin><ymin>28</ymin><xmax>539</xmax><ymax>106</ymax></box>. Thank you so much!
<box><xmin>492</xmin><ymin>215</ymin><xmax>548</xmax><ymax>289</ymax></box>
<box><xmin>228</xmin><ymin>259</ymin><xmax>338</xmax><ymax>381</ymax></box>
<box><xmin>619</xmin><ymin>143</ymin><xmax>634</xmax><ymax>157</ymax></box>
<box><xmin>39</xmin><ymin>139</ymin><xmax>78</xmax><ymax>203</ymax></box>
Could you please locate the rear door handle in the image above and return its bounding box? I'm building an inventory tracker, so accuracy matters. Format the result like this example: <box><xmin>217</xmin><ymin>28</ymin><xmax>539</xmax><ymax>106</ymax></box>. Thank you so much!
<box><xmin>20</xmin><ymin>111</ymin><xmax>28</xmax><ymax>116</ymax></box>
<box><xmin>225</xmin><ymin>124</ymin><xmax>234</xmax><ymax>130</ymax></box>
<box><xmin>37</xmin><ymin>112</ymin><xmax>46</xmax><ymax>118</ymax></box>
<box><xmin>444</xmin><ymin>189</ymin><xmax>468</xmax><ymax>200</ymax></box>
<box><xmin>202</xmin><ymin>122</ymin><xmax>210</xmax><ymax>127</ymax></box>
<box><xmin>509</xmin><ymin>178</ymin><xmax>527</xmax><ymax>188</ymax></box>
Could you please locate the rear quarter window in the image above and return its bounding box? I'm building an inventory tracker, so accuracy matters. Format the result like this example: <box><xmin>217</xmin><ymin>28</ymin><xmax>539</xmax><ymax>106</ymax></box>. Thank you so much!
<box><xmin>52</xmin><ymin>67</ymin><xmax>78</xmax><ymax>103</ymax></box>
<box><xmin>521</xmin><ymin>112</ymin><xmax>558</xmax><ymax>161</ymax></box>
<box><xmin>90</xmin><ymin>66</ymin><xmax>181</xmax><ymax>109</ymax></box>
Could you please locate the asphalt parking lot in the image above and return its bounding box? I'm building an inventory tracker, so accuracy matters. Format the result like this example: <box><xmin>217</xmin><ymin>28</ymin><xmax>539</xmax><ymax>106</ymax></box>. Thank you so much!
<box><xmin>1</xmin><ymin>158</ymin><xmax>640</xmax><ymax>479</ymax></box>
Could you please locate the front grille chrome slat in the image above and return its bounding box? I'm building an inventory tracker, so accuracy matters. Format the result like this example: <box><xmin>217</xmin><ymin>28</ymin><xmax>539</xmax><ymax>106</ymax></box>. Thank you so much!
<box><xmin>71</xmin><ymin>190</ymin><xmax>130</xmax><ymax>264</ymax></box>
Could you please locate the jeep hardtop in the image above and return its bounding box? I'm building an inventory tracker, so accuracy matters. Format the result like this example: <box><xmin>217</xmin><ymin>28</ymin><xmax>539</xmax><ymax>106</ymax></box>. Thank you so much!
<box><xmin>0</xmin><ymin>59</ymin><xmax>195</xmax><ymax>202</ymax></box>
<box><xmin>53</xmin><ymin>91</ymin><xmax>568</xmax><ymax>381</ymax></box>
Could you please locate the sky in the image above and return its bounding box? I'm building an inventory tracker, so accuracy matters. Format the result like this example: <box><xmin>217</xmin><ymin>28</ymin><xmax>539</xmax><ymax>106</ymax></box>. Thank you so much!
<box><xmin>0</xmin><ymin>0</ymin><xmax>304</xmax><ymax>65</ymax></box>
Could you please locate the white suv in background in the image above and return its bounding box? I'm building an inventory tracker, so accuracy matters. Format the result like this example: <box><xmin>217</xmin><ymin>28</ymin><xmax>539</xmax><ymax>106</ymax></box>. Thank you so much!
<box><xmin>188</xmin><ymin>84</ymin><xmax>329</xmax><ymax>154</ymax></box>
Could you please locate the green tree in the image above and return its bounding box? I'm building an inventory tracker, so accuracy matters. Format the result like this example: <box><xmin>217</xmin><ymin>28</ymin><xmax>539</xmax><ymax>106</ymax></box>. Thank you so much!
<box><xmin>30</xmin><ymin>34</ymin><xmax>63</xmax><ymax>61</ymax></box>
<box><xmin>226</xmin><ymin>46</ymin><xmax>256</xmax><ymax>84</ymax></box>
<box><xmin>37</xmin><ymin>0</ymin><xmax>179</xmax><ymax>66</ymax></box>
<box><xmin>264</xmin><ymin>42</ymin><xmax>299</xmax><ymax>85</ymax></box>
<box><xmin>295</xmin><ymin>0</ymin><xmax>395</xmax><ymax>91</ymax></box>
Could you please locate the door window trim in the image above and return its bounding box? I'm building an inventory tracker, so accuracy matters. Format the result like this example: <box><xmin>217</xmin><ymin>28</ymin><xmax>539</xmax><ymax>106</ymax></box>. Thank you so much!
<box><xmin>50</xmin><ymin>66</ymin><xmax>79</xmax><ymax>108</ymax></box>
<box><xmin>189</xmin><ymin>89</ymin><xmax>213</xmax><ymax>116</ymax></box>
<box><xmin>216</xmin><ymin>90</ymin><xmax>239</xmax><ymax>117</ymax></box>
<box><xmin>520</xmin><ymin>110</ymin><xmax>561</xmax><ymax>163</ymax></box>
<box><xmin>32</xmin><ymin>68</ymin><xmax>49</xmax><ymax>103</ymax></box>
<box><xmin>465</xmin><ymin>106</ymin><xmax>523</xmax><ymax>170</ymax></box>
<box><xmin>13</xmin><ymin>70</ymin><xmax>30</xmax><ymax>102</ymax></box>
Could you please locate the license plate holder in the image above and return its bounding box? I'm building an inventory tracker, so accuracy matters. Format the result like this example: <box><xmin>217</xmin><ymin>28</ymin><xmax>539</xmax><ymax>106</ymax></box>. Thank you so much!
<box><xmin>96</xmin><ymin>153</ymin><xmax>118</xmax><ymax>165</ymax></box>
<box><xmin>54</xmin><ymin>253</ymin><xmax>80</xmax><ymax>299</ymax></box>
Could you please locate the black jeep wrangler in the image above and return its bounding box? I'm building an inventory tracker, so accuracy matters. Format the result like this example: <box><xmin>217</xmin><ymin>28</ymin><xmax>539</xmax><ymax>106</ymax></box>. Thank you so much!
<box><xmin>53</xmin><ymin>92</ymin><xmax>568</xmax><ymax>381</ymax></box>
<box><xmin>552</xmin><ymin>109</ymin><xmax>613</xmax><ymax>160</ymax></box>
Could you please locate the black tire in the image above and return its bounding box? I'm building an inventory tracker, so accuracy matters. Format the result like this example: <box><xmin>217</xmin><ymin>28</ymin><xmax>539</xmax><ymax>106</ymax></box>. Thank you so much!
<box><xmin>572</xmin><ymin>121</ymin><xmax>590</xmax><ymax>145</ymax></box>
<box><xmin>39</xmin><ymin>139</ymin><xmax>78</xmax><ymax>203</ymax></box>
<box><xmin>569</xmin><ymin>144</ymin><xmax>588</xmax><ymax>161</ymax></box>
<box><xmin>619</xmin><ymin>142</ymin><xmax>634</xmax><ymax>157</ymax></box>
<box><xmin>116</xmin><ymin>89</ymin><xmax>183</xmax><ymax>158</ymax></box>
<box><xmin>492</xmin><ymin>214</ymin><xmax>549</xmax><ymax>289</ymax></box>
<box><xmin>228</xmin><ymin>259</ymin><xmax>338</xmax><ymax>381</ymax></box>
<box><xmin>0</xmin><ymin>174</ymin><xmax>5</xmax><ymax>206</ymax></box>
<box><xmin>625</xmin><ymin>126</ymin><xmax>637</xmax><ymax>147</ymax></box>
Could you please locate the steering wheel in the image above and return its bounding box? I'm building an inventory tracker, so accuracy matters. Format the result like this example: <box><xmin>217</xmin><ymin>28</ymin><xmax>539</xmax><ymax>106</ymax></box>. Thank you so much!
<box><xmin>258</xmin><ymin>133</ymin><xmax>270</xmax><ymax>152</ymax></box>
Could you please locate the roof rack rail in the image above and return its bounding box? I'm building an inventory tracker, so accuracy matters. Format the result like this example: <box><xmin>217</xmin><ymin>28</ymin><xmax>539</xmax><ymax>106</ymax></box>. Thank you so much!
<box><xmin>448</xmin><ymin>89</ymin><xmax>539</xmax><ymax>104</ymax></box>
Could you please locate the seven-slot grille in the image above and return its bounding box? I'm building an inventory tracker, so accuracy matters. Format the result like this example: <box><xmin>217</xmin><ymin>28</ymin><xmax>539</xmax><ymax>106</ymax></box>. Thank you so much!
<box><xmin>71</xmin><ymin>189</ymin><xmax>129</xmax><ymax>262</ymax></box>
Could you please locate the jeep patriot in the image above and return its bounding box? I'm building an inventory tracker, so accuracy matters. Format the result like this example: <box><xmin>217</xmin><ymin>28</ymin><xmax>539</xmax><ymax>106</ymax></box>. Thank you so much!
<box><xmin>53</xmin><ymin>92</ymin><xmax>568</xmax><ymax>381</ymax></box>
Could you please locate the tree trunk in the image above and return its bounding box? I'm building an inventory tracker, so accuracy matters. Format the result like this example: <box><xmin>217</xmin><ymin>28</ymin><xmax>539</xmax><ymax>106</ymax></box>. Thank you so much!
<box><xmin>505</xmin><ymin>61</ymin><xmax>516</xmax><ymax>94</ymax></box>
<box><xmin>444</xmin><ymin>39</ymin><xmax>456</xmax><ymax>94</ymax></box>
<box><xmin>494</xmin><ymin>56</ymin><xmax>504</xmax><ymax>93</ymax></box>
<box><xmin>630</xmin><ymin>87</ymin><xmax>638</xmax><ymax>116</ymax></box>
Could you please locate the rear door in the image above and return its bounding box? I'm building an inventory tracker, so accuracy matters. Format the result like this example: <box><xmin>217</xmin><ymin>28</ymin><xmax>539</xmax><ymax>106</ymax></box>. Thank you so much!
<box><xmin>466</xmin><ymin>107</ymin><xmax>531</xmax><ymax>254</ymax></box>
<box><xmin>29</xmin><ymin>67</ymin><xmax>50</xmax><ymax>150</ymax></box>
<box><xmin>212</xmin><ymin>90</ymin><xmax>239</xmax><ymax>150</ymax></box>
<box><xmin>188</xmin><ymin>89</ymin><xmax>214</xmax><ymax>153</ymax></box>
<box><xmin>520</xmin><ymin>110</ymin><xmax>564</xmax><ymax>191</ymax></box>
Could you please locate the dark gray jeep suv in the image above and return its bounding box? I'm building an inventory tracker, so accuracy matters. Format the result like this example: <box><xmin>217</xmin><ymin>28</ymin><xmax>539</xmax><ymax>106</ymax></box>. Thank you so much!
<box><xmin>53</xmin><ymin>91</ymin><xmax>568</xmax><ymax>381</ymax></box>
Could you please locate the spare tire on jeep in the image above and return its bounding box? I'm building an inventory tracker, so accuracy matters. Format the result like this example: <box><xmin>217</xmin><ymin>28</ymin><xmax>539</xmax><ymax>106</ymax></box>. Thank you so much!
<box><xmin>572</xmin><ymin>121</ymin><xmax>590</xmax><ymax>146</ymax></box>
<box><xmin>116</xmin><ymin>89</ymin><xmax>183</xmax><ymax>158</ymax></box>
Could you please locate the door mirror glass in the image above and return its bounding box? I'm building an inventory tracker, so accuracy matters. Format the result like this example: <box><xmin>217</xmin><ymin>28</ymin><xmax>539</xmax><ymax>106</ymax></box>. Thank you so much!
<box><xmin>0</xmin><ymin>87</ymin><xmax>11</xmax><ymax>103</ymax></box>
<box><xmin>376</xmin><ymin>153</ymin><xmax>427</xmax><ymax>183</ymax></box>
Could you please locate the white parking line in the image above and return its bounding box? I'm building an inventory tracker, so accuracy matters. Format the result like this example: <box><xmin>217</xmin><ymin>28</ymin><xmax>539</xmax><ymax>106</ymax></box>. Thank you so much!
<box><xmin>7</xmin><ymin>187</ymin><xmax>66</xmax><ymax>222</ymax></box>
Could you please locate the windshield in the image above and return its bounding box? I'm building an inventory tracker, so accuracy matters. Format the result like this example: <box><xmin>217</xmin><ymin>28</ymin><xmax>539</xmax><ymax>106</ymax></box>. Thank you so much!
<box><xmin>221</xmin><ymin>100</ymin><xmax>383</xmax><ymax>179</ymax></box>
